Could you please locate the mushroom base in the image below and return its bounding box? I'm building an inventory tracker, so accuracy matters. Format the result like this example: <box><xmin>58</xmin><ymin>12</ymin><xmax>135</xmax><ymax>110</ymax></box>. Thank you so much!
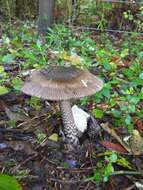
<box><xmin>59</xmin><ymin>100</ymin><xmax>79</xmax><ymax>146</ymax></box>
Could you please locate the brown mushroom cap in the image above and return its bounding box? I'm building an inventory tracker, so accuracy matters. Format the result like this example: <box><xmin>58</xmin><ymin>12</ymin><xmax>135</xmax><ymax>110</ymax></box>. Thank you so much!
<box><xmin>22</xmin><ymin>66</ymin><xmax>103</xmax><ymax>100</ymax></box>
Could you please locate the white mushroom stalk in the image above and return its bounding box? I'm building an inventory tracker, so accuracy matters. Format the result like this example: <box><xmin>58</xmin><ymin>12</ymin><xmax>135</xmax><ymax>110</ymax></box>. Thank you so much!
<box><xmin>60</xmin><ymin>100</ymin><xmax>79</xmax><ymax>146</ymax></box>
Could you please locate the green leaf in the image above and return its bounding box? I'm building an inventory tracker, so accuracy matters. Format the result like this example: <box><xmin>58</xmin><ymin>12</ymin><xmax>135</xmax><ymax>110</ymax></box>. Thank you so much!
<box><xmin>101</xmin><ymin>87</ymin><xmax>110</xmax><ymax>97</ymax></box>
<box><xmin>48</xmin><ymin>133</ymin><xmax>58</xmax><ymax>142</ymax></box>
<box><xmin>0</xmin><ymin>86</ymin><xmax>9</xmax><ymax>95</ymax></box>
<box><xmin>111</xmin><ymin>109</ymin><xmax>122</xmax><ymax>118</ymax></box>
<box><xmin>104</xmin><ymin>162</ymin><xmax>114</xmax><ymax>182</ymax></box>
<box><xmin>117</xmin><ymin>156</ymin><xmax>132</xmax><ymax>169</ymax></box>
<box><xmin>2</xmin><ymin>54</ymin><xmax>15</xmax><ymax>64</ymax></box>
<box><xmin>128</xmin><ymin>104</ymin><xmax>136</xmax><ymax>113</ymax></box>
<box><xmin>0</xmin><ymin>174</ymin><xmax>22</xmax><ymax>190</ymax></box>
<box><xmin>131</xmin><ymin>78</ymin><xmax>143</xmax><ymax>86</ymax></box>
<box><xmin>11</xmin><ymin>78</ymin><xmax>23</xmax><ymax>91</ymax></box>
<box><xmin>0</xmin><ymin>66</ymin><xmax>5</xmax><ymax>73</ymax></box>
<box><xmin>36</xmin><ymin>39</ymin><xmax>42</xmax><ymax>49</ymax></box>
<box><xmin>138</xmin><ymin>51</ymin><xmax>143</xmax><ymax>61</ymax></box>
<box><xmin>139</xmin><ymin>72</ymin><xmax>143</xmax><ymax>80</ymax></box>
<box><xmin>103</xmin><ymin>62</ymin><xmax>112</xmax><ymax>71</ymax></box>
<box><xmin>92</xmin><ymin>171</ymin><xmax>101</xmax><ymax>183</ymax></box>
<box><xmin>128</xmin><ymin>96</ymin><xmax>140</xmax><ymax>104</ymax></box>
<box><xmin>92</xmin><ymin>108</ymin><xmax>104</xmax><ymax>118</ymax></box>
<box><xmin>110</xmin><ymin>153</ymin><xmax>118</xmax><ymax>162</ymax></box>
<box><xmin>120</xmin><ymin>49</ymin><xmax>129</xmax><ymax>58</ymax></box>
<box><xmin>125</xmin><ymin>114</ymin><xmax>132</xmax><ymax>125</ymax></box>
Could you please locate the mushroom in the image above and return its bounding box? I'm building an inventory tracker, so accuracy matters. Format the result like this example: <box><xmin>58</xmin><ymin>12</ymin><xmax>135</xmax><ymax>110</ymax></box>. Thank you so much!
<box><xmin>22</xmin><ymin>66</ymin><xmax>103</xmax><ymax>146</ymax></box>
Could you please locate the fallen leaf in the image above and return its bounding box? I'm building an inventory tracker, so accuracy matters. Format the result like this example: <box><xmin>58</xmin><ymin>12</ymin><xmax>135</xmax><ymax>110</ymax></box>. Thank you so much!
<box><xmin>6</xmin><ymin>140</ymin><xmax>36</xmax><ymax>155</ymax></box>
<box><xmin>133</xmin><ymin>117</ymin><xmax>143</xmax><ymax>133</ymax></box>
<box><xmin>48</xmin><ymin>133</ymin><xmax>58</xmax><ymax>142</ymax></box>
<box><xmin>101</xmin><ymin>123</ymin><xmax>131</xmax><ymax>153</ymax></box>
<box><xmin>99</xmin><ymin>141</ymin><xmax>128</xmax><ymax>153</ymax></box>
<box><xmin>5</xmin><ymin>107</ymin><xmax>28</xmax><ymax>122</ymax></box>
<box><xmin>129</xmin><ymin>130</ymin><xmax>143</xmax><ymax>155</ymax></box>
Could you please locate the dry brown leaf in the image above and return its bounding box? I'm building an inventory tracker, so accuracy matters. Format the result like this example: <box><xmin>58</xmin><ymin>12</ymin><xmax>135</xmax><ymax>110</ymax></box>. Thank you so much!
<box><xmin>101</xmin><ymin>123</ymin><xmax>131</xmax><ymax>153</ymax></box>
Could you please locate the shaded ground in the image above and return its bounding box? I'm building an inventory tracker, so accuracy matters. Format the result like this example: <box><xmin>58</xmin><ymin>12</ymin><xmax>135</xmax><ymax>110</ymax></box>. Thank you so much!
<box><xmin>0</xmin><ymin>90</ymin><xmax>142</xmax><ymax>190</ymax></box>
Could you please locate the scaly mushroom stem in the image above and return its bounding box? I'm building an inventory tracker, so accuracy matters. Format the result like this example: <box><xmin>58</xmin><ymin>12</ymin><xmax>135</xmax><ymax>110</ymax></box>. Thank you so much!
<box><xmin>59</xmin><ymin>100</ymin><xmax>79</xmax><ymax>146</ymax></box>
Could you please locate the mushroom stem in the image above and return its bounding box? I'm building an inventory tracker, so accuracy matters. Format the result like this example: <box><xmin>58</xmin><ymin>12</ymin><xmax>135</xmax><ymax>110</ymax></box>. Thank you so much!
<box><xmin>59</xmin><ymin>100</ymin><xmax>79</xmax><ymax>146</ymax></box>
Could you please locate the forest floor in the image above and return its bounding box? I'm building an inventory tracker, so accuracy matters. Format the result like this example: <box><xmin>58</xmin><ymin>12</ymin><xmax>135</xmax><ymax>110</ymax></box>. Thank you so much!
<box><xmin>0</xmin><ymin>21</ymin><xmax>143</xmax><ymax>190</ymax></box>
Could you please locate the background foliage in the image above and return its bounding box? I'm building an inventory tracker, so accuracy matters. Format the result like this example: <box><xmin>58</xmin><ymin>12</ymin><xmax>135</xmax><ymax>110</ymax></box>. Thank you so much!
<box><xmin>0</xmin><ymin>0</ymin><xmax>143</xmax><ymax>31</ymax></box>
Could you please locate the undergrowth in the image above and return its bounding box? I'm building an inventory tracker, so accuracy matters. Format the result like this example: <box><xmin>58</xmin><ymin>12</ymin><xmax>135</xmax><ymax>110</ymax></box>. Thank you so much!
<box><xmin>0</xmin><ymin>22</ymin><xmax>143</xmax><ymax>183</ymax></box>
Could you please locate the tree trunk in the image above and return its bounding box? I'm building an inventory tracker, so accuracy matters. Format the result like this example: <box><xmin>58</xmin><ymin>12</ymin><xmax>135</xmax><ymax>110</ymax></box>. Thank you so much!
<box><xmin>38</xmin><ymin>0</ymin><xmax>55</xmax><ymax>33</ymax></box>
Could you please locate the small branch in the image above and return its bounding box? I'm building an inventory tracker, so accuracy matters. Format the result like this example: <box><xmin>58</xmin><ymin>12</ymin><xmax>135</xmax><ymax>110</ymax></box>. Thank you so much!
<box><xmin>98</xmin><ymin>0</ymin><xmax>143</xmax><ymax>4</ymax></box>
<box><xmin>112</xmin><ymin>170</ymin><xmax>143</xmax><ymax>176</ymax></box>
<box><xmin>71</xmin><ymin>25</ymin><xmax>143</xmax><ymax>35</ymax></box>
<box><xmin>48</xmin><ymin>177</ymin><xmax>84</xmax><ymax>184</ymax></box>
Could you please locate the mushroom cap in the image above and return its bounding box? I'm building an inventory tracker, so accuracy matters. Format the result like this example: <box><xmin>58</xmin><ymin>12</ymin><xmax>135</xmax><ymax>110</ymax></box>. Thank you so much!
<box><xmin>22</xmin><ymin>66</ymin><xmax>103</xmax><ymax>100</ymax></box>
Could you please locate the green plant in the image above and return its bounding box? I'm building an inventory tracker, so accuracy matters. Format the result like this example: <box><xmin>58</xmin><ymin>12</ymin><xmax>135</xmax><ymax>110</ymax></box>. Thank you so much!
<box><xmin>87</xmin><ymin>152</ymin><xmax>118</xmax><ymax>183</ymax></box>
<box><xmin>15</xmin><ymin>169</ymin><xmax>29</xmax><ymax>180</ymax></box>
<box><xmin>87</xmin><ymin>151</ymin><xmax>132</xmax><ymax>183</ymax></box>
<box><xmin>45</xmin><ymin>24</ymin><xmax>96</xmax><ymax>68</ymax></box>
<box><xmin>28</xmin><ymin>97</ymin><xmax>42</xmax><ymax>111</ymax></box>
<box><xmin>0</xmin><ymin>174</ymin><xmax>22</xmax><ymax>190</ymax></box>
<box><xmin>36</xmin><ymin>132</ymin><xmax>47</xmax><ymax>144</ymax></box>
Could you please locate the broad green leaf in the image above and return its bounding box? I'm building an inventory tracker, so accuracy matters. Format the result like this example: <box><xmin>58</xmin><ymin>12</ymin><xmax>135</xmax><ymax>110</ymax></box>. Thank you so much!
<box><xmin>131</xmin><ymin>78</ymin><xmax>143</xmax><ymax>86</ymax></box>
<box><xmin>92</xmin><ymin>108</ymin><xmax>104</xmax><ymax>118</ymax></box>
<box><xmin>0</xmin><ymin>174</ymin><xmax>22</xmax><ymax>190</ymax></box>
<box><xmin>128</xmin><ymin>96</ymin><xmax>140</xmax><ymax>104</ymax></box>
<box><xmin>91</xmin><ymin>171</ymin><xmax>101</xmax><ymax>183</ymax></box>
<box><xmin>0</xmin><ymin>86</ymin><xmax>9</xmax><ymax>95</ymax></box>
<box><xmin>104</xmin><ymin>162</ymin><xmax>114</xmax><ymax>182</ymax></box>
<box><xmin>120</xmin><ymin>49</ymin><xmax>129</xmax><ymax>58</ymax></box>
<box><xmin>2</xmin><ymin>54</ymin><xmax>15</xmax><ymax>64</ymax></box>
<box><xmin>103</xmin><ymin>62</ymin><xmax>112</xmax><ymax>71</ymax></box>
<box><xmin>0</xmin><ymin>66</ymin><xmax>5</xmax><ymax>73</ymax></box>
<box><xmin>139</xmin><ymin>73</ymin><xmax>143</xmax><ymax>80</ymax></box>
<box><xmin>36</xmin><ymin>39</ymin><xmax>42</xmax><ymax>49</ymax></box>
<box><xmin>111</xmin><ymin>109</ymin><xmax>122</xmax><ymax>118</ymax></box>
<box><xmin>2</xmin><ymin>36</ymin><xmax>10</xmax><ymax>44</ymax></box>
<box><xmin>125</xmin><ymin>114</ymin><xmax>132</xmax><ymax>125</ymax></box>
<box><xmin>128</xmin><ymin>104</ymin><xmax>136</xmax><ymax>113</ymax></box>
<box><xmin>11</xmin><ymin>78</ymin><xmax>23</xmax><ymax>91</ymax></box>
<box><xmin>110</xmin><ymin>153</ymin><xmax>118</xmax><ymax>162</ymax></box>
<box><xmin>138</xmin><ymin>51</ymin><xmax>143</xmax><ymax>60</ymax></box>
<box><xmin>101</xmin><ymin>87</ymin><xmax>110</xmax><ymax>97</ymax></box>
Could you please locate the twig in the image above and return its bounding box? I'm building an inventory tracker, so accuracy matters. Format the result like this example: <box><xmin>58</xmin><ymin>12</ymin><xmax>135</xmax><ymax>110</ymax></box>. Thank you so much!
<box><xmin>112</xmin><ymin>170</ymin><xmax>143</xmax><ymax>176</ymax></box>
<box><xmin>56</xmin><ymin>166</ymin><xmax>95</xmax><ymax>173</ymax></box>
<box><xmin>97</xmin><ymin>0</ymin><xmax>143</xmax><ymax>4</ymax></box>
<box><xmin>71</xmin><ymin>26</ymin><xmax>143</xmax><ymax>35</ymax></box>
<box><xmin>17</xmin><ymin>113</ymin><xmax>47</xmax><ymax>127</ymax></box>
<box><xmin>0</xmin><ymin>120</ymin><xmax>7</xmax><ymax>125</ymax></box>
<box><xmin>125</xmin><ymin>184</ymin><xmax>136</xmax><ymax>190</ymax></box>
<box><xmin>47</xmin><ymin>177</ymin><xmax>84</xmax><ymax>184</ymax></box>
<box><xmin>12</xmin><ymin>153</ymin><xmax>38</xmax><ymax>173</ymax></box>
